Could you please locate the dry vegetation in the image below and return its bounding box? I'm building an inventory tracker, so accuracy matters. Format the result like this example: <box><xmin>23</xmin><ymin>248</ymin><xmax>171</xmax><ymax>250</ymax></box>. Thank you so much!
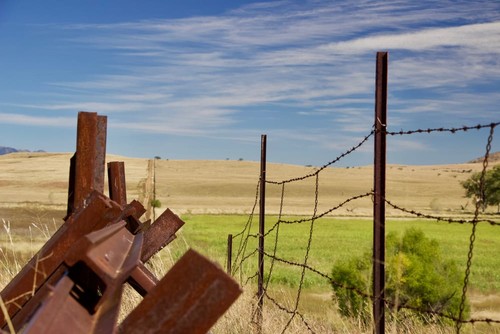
<box><xmin>1</xmin><ymin>152</ymin><xmax>500</xmax><ymax>333</ymax></box>
<box><xmin>1</xmin><ymin>151</ymin><xmax>497</xmax><ymax>217</ymax></box>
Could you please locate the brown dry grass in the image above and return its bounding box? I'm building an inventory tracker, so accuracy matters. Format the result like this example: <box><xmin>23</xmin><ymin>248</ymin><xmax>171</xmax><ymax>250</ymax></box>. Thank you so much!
<box><xmin>1</xmin><ymin>152</ymin><xmax>500</xmax><ymax>333</ymax></box>
<box><xmin>1</xmin><ymin>152</ymin><xmax>497</xmax><ymax>218</ymax></box>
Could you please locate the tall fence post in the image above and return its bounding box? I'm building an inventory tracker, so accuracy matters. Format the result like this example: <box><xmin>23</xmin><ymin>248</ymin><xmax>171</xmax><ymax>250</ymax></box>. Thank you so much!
<box><xmin>373</xmin><ymin>51</ymin><xmax>388</xmax><ymax>334</ymax></box>
<box><xmin>257</xmin><ymin>134</ymin><xmax>267</xmax><ymax>334</ymax></box>
<box><xmin>227</xmin><ymin>234</ymin><xmax>233</xmax><ymax>274</ymax></box>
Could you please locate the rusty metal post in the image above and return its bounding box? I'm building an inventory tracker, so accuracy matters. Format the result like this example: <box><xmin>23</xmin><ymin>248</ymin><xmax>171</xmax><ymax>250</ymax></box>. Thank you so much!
<box><xmin>373</xmin><ymin>51</ymin><xmax>388</xmax><ymax>334</ymax></box>
<box><xmin>108</xmin><ymin>161</ymin><xmax>127</xmax><ymax>207</ymax></box>
<box><xmin>66</xmin><ymin>153</ymin><xmax>77</xmax><ymax>218</ymax></box>
<box><xmin>95</xmin><ymin>115</ymin><xmax>107</xmax><ymax>193</ymax></box>
<box><xmin>257</xmin><ymin>134</ymin><xmax>266</xmax><ymax>333</ymax></box>
<box><xmin>71</xmin><ymin>112</ymin><xmax>107</xmax><ymax>213</ymax></box>
<box><xmin>227</xmin><ymin>234</ymin><xmax>233</xmax><ymax>274</ymax></box>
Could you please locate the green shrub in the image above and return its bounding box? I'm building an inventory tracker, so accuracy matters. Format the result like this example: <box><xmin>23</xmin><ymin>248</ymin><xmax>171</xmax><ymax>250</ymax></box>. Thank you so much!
<box><xmin>331</xmin><ymin>255</ymin><xmax>371</xmax><ymax>324</ymax></box>
<box><xmin>331</xmin><ymin>228</ymin><xmax>468</xmax><ymax>323</ymax></box>
<box><xmin>151</xmin><ymin>199</ymin><xmax>162</xmax><ymax>208</ymax></box>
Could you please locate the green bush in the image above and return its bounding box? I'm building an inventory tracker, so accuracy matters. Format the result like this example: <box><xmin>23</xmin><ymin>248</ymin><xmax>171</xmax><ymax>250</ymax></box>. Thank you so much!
<box><xmin>150</xmin><ymin>199</ymin><xmax>162</xmax><ymax>208</ymax></box>
<box><xmin>331</xmin><ymin>228</ymin><xmax>468</xmax><ymax>323</ymax></box>
<box><xmin>331</xmin><ymin>256</ymin><xmax>371</xmax><ymax>323</ymax></box>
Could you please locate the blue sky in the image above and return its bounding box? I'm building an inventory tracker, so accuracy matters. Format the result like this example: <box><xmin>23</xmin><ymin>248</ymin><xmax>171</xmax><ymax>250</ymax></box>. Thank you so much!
<box><xmin>0</xmin><ymin>0</ymin><xmax>499</xmax><ymax>166</ymax></box>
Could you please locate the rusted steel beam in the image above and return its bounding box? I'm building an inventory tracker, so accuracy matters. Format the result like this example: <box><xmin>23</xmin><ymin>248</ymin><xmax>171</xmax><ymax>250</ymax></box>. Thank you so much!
<box><xmin>74</xmin><ymin>112</ymin><xmax>98</xmax><ymax>209</ymax></box>
<box><xmin>125</xmin><ymin>208</ymin><xmax>186</xmax><ymax>297</ymax></box>
<box><xmin>20</xmin><ymin>223</ymin><xmax>144</xmax><ymax>334</ymax></box>
<box><xmin>21</xmin><ymin>276</ymin><xmax>93</xmax><ymax>334</ymax></box>
<box><xmin>67</xmin><ymin>113</ymin><xmax>108</xmax><ymax>218</ymax></box>
<box><xmin>64</xmin><ymin>222</ymin><xmax>143</xmax><ymax>333</ymax></box>
<box><xmin>73</xmin><ymin>112</ymin><xmax>107</xmax><ymax>212</ymax></box>
<box><xmin>95</xmin><ymin>115</ymin><xmax>107</xmax><ymax>193</ymax></box>
<box><xmin>140</xmin><ymin>208</ymin><xmax>185</xmax><ymax>263</ymax></box>
<box><xmin>0</xmin><ymin>191</ymin><xmax>123</xmax><ymax>326</ymax></box>
<box><xmin>108</xmin><ymin>161</ymin><xmax>127</xmax><ymax>207</ymax></box>
<box><xmin>127</xmin><ymin>263</ymin><xmax>159</xmax><ymax>297</ymax></box>
<box><xmin>119</xmin><ymin>249</ymin><xmax>242</xmax><ymax>334</ymax></box>
<box><xmin>8</xmin><ymin>266</ymin><xmax>68</xmax><ymax>331</ymax></box>
<box><xmin>66</xmin><ymin>153</ymin><xmax>77</xmax><ymax>219</ymax></box>
<box><xmin>119</xmin><ymin>200</ymin><xmax>147</xmax><ymax>234</ymax></box>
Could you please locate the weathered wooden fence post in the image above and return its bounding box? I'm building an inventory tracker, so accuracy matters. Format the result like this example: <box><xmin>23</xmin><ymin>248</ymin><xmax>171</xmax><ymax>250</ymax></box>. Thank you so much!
<box><xmin>373</xmin><ymin>51</ymin><xmax>388</xmax><ymax>334</ymax></box>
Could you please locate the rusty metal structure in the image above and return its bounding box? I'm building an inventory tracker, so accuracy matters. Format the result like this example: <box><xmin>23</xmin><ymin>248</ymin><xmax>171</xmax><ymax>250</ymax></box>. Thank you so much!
<box><xmin>0</xmin><ymin>111</ymin><xmax>241</xmax><ymax>333</ymax></box>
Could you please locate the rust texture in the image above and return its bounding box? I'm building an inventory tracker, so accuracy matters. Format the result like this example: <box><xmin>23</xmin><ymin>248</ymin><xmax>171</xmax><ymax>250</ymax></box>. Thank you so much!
<box><xmin>140</xmin><ymin>208</ymin><xmax>185</xmax><ymax>262</ymax></box>
<box><xmin>1</xmin><ymin>111</ymin><xmax>241</xmax><ymax>333</ymax></box>
<box><xmin>119</xmin><ymin>249</ymin><xmax>242</xmax><ymax>334</ymax></box>
<box><xmin>0</xmin><ymin>191</ymin><xmax>123</xmax><ymax>325</ymax></box>
<box><xmin>108</xmin><ymin>161</ymin><xmax>127</xmax><ymax>207</ymax></box>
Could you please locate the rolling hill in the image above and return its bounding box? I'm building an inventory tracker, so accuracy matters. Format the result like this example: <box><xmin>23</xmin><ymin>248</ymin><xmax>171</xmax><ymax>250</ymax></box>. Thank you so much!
<box><xmin>1</xmin><ymin>151</ymin><xmax>498</xmax><ymax>219</ymax></box>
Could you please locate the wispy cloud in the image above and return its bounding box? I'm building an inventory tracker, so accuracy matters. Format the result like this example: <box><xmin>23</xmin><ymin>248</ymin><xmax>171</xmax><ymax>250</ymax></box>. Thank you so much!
<box><xmin>0</xmin><ymin>113</ymin><xmax>75</xmax><ymax>127</ymax></box>
<box><xmin>327</xmin><ymin>22</ymin><xmax>500</xmax><ymax>53</ymax></box>
<box><xmin>3</xmin><ymin>0</ymin><xmax>500</xmax><ymax>164</ymax></box>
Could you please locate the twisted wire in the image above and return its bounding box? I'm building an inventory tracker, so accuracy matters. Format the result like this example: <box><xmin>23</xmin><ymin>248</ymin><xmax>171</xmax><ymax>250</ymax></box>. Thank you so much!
<box><xmin>457</xmin><ymin>124</ymin><xmax>496</xmax><ymax>333</ymax></box>
<box><xmin>267</xmin><ymin>130</ymin><xmax>374</xmax><ymax>185</ymax></box>
<box><xmin>386</xmin><ymin>122</ymin><xmax>500</xmax><ymax>136</ymax></box>
<box><xmin>385</xmin><ymin>199</ymin><xmax>500</xmax><ymax>226</ymax></box>
<box><xmin>229</xmin><ymin>121</ymin><xmax>500</xmax><ymax>332</ymax></box>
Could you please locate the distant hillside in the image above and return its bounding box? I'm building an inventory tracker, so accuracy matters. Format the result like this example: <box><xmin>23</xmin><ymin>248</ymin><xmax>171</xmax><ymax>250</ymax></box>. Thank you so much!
<box><xmin>0</xmin><ymin>146</ymin><xmax>45</xmax><ymax>155</ymax></box>
<box><xmin>0</xmin><ymin>152</ymin><xmax>498</xmax><ymax>216</ymax></box>
<box><xmin>468</xmin><ymin>151</ymin><xmax>500</xmax><ymax>163</ymax></box>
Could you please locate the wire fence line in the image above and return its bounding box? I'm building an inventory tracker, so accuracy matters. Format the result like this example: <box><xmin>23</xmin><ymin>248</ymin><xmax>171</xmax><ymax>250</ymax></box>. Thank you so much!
<box><xmin>230</xmin><ymin>121</ymin><xmax>499</xmax><ymax>333</ymax></box>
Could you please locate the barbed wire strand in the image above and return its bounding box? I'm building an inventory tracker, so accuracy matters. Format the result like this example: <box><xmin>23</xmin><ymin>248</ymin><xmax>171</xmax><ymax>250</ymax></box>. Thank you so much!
<box><xmin>250</xmin><ymin>183</ymin><xmax>287</xmax><ymax>327</ymax></box>
<box><xmin>250</xmin><ymin>192</ymin><xmax>374</xmax><ymax>243</ymax></box>
<box><xmin>387</xmin><ymin>122</ymin><xmax>500</xmax><ymax>136</ymax></box>
<box><xmin>456</xmin><ymin>123</ymin><xmax>496</xmax><ymax>333</ymax></box>
<box><xmin>263</xmin><ymin>250</ymin><xmax>500</xmax><ymax>326</ymax></box>
<box><xmin>281</xmin><ymin>173</ymin><xmax>320</xmax><ymax>334</ymax></box>
<box><xmin>264</xmin><ymin>183</ymin><xmax>285</xmax><ymax>292</ymax></box>
<box><xmin>385</xmin><ymin>199</ymin><xmax>500</xmax><ymax>226</ymax></box>
<box><xmin>230</xmin><ymin>121</ymin><xmax>499</xmax><ymax>333</ymax></box>
<box><xmin>264</xmin><ymin>291</ymin><xmax>316</xmax><ymax>332</ymax></box>
<box><xmin>267</xmin><ymin>130</ymin><xmax>375</xmax><ymax>185</ymax></box>
<box><xmin>232</xmin><ymin>180</ymin><xmax>260</xmax><ymax>280</ymax></box>
<box><xmin>278</xmin><ymin>192</ymin><xmax>374</xmax><ymax>225</ymax></box>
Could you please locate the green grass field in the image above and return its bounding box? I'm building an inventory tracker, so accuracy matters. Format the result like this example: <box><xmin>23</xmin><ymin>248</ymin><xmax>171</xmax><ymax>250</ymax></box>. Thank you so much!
<box><xmin>4</xmin><ymin>212</ymin><xmax>499</xmax><ymax>293</ymax></box>
<box><xmin>2</xmin><ymin>211</ymin><xmax>500</xmax><ymax>333</ymax></box>
<box><xmin>169</xmin><ymin>214</ymin><xmax>500</xmax><ymax>293</ymax></box>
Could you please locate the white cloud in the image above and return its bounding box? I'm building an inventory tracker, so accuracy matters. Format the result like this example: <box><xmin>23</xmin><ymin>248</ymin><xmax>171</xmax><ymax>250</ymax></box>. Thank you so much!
<box><xmin>0</xmin><ymin>113</ymin><xmax>75</xmax><ymax>127</ymax></box>
<box><xmin>326</xmin><ymin>22</ymin><xmax>500</xmax><ymax>53</ymax></box>
<box><xmin>4</xmin><ymin>0</ymin><xmax>500</xmax><ymax>165</ymax></box>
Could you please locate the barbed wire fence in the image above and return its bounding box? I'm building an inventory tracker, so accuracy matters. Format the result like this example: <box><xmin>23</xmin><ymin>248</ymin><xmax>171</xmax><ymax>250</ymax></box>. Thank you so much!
<box><xmin>229</xmin><ymin>121</ymin><xmax>499</xmax><ymax>334</ymax></box>
<box><xmin>229</xmin><ymin>51</ymin><xmax>499</xmax><ymax>333</ymax></box>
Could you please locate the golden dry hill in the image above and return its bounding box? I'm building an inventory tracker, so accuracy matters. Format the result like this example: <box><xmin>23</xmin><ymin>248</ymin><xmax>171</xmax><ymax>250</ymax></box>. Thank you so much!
<box><xmin>0</xmin><ymin>152</ymin><xmax>498</xmax><ymax>219</ymax></box>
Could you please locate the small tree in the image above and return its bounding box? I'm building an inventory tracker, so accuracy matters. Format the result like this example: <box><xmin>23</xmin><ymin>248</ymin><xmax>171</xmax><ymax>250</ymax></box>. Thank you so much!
<box><xmin>461</xmin><ymin>165</ymin><xmax>500</xmax><ymax>212</ymax></box>
<box><xmin>331</xmin><ymin>228</ymin><xmax>467</xmax><ymax>323</ymax></box>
